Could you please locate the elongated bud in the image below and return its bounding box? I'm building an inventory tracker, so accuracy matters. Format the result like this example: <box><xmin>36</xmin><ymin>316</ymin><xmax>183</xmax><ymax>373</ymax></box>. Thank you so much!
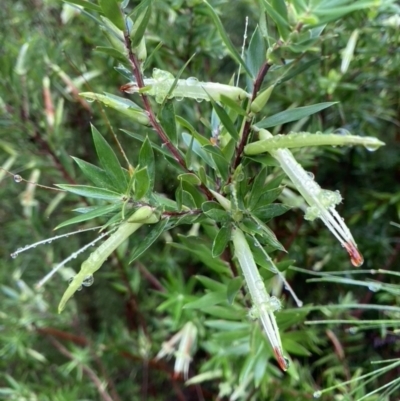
<box><xmin>79</xmin><ymin>92</ymin><xmax>151</xmax><ymax>126</ymax></box>
<box><xmin>58</xmin><ymin>207</ymin><xmax>159</xmax><ymax>312</ymax></box>
<box><xmin>209</xmin><ymin>189</ymin><xmax>231</xmax><ymax>211</ymax></box>
<box><xmin>244</xmin><ymin>131</ymin><xmax>385</xmax><ymax>155</ymax></box>
<box><xmin>128</xmin><ymin>205</ymin><xmax>159</xmax><ymax>223</ymax></box>
<box><xmin>100</xmin><ymin>16</ymin><xmax>126</xmax><ymax>55</ymax></box>
<box><xmin>250</xmin><ymin>85</ymin><xmax>275</xmax><ymax>114</ymax></box>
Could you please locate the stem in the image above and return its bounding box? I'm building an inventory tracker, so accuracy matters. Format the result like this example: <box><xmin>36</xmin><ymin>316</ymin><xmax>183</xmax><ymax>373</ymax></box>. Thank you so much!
<box><xmin>123</xmin><ymin>33</ymin><xmax>213</xmax><ymax>200</ymax></box>
<box><xmin>232</xmin><ymin>61</ymin><xmax>272</xmax><ymax>170</ymax></box>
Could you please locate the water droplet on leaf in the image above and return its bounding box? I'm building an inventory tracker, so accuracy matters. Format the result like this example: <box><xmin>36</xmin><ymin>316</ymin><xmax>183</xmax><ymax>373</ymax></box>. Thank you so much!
<box><xmin>14</xmin><ymin>175</ymin><xmax>22</xmax><ymax>183</ymax></box>
<box><xmin>82</xmin><ymin>275</ymin><xmax>94</xmax><ymax>287</ymax></box>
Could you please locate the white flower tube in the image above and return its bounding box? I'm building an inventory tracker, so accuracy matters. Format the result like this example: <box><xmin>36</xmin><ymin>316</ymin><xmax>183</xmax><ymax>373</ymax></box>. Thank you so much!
<box><xmin>256</xmin><ymin>129</ymin><xmax>363</xmax><ymax>267</ymax></box>
<box><xmin>121</xmin><ymin>68</ymin><xmax>250</xmax><ymax>104</ymax></box>
<box><xmin>232</xmin><ymin>227</ymin><xmax>288</xmax><ymax>371</ymax></box>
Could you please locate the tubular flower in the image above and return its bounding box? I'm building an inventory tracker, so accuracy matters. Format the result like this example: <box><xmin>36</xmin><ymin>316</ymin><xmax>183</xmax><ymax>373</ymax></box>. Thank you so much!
<box><xmin>258</xmin><ymin>130</ymin><xmax>363</xmax><ymax>267</ymax></box>
<box><xmin>232</xmin><ymin>227</ymin><xmax>289</xmax><ymax>371</ymax></box>
<box><xmin>156</xmin><ymin>322</ymin><xmax>197</xmax><ymax>379</ymax></box>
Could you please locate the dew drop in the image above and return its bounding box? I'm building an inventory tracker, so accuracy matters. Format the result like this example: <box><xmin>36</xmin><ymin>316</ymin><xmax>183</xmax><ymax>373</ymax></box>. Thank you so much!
<box><xmin>68</xmin><ymin>276</ymin><xmax>74</xmax><ymax>284</ymax></box>
<box><xmin>313</xmin><ymin>390</ymin><xmax>322</xmax><ymax>399</ymax></box>
<box><xmin>368</xmin><ymin>283</ymin><xmax>381</xmax><ymax>292</ymax></box>
<box><xmin>86</xmin><ymin>98</ymin><xmax>95</xmax><ymax>103</ymax></box>
<box><xmin>333</xmin><ymin>128</ymin><xmax>351</xmax><ymax>136</ymax></box>
<box><xmin>11</xmin><ymin>253</ymin><xmax>17</xmax><ymax>259</ymax></box>
<box><xmin>195</xmin><ymin>98</ymin><xmax>204</xmax><ymax>103</ymax></box>
<box><xmin>77</xmin><ymin>285</ymin><xmax>83</xmax><ymax>291</ymax></box>
<box><xmin>186</xmin><ymin>77</ymin><xmax>198</xmax><ymax>86</ymax></box>
<box><xmin>348</xmin><ymin>326</ymin><xmax>358</xmax><ymax>334</ymax></box>
<box><xmin>364</xmin><ymin>144</ymin><xmax>379</xmax><ymax>152</ymax></box>
<box><xmin>14</xmin><ymin>174</ymin><xmax>22</xmax><ymax>183</ymax></box>
<box><xmin>82</xmin><ymin>275</ymin><xmax>94</xmax><ymax>287</ymax></box>
<box><xmin>283</xmin><ymin>356</ymin><xmax>290</xmax><ymax>369</ymax></box>
<box><xmin>306</xmin><ymin>171</ymin><xmax>315</xmax><ymax>180</ymax></box>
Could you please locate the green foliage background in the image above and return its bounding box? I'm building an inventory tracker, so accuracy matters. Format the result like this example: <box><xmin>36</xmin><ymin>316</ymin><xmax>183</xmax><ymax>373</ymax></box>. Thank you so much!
<box><xmin>0</xmin><ymin>0</ymin><xmax>399</xmax><ymax>400</ymax></box>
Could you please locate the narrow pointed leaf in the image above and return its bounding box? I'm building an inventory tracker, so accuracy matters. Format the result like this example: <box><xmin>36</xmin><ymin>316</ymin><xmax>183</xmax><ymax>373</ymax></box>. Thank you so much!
<box><xmin>56</xmin><ymin>184</ymin><xmax>123</xmax><ymax>201</ymax></box>
<box><xmin>255</xmin><ymin>102</ymin><xmax>338</xmax><ymax>129</ymax></box>
<box><xmin>91</xmin><ymin>125</ymin><xmax>128</xmax><ymax>193</ymax></box>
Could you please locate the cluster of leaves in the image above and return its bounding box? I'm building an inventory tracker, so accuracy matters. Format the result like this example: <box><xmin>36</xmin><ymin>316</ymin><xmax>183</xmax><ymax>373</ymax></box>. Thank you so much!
<box><xmin>0</xmin><ymin>0</ymin><xmax>399</xmax><ymax>400</ymax></box>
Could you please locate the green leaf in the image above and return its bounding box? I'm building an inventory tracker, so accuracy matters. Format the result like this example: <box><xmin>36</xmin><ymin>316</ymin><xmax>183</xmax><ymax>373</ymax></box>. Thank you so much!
<box><xmin>56</xmin><ymin>184</ymin><xmax>123</xmax><ymax>201</ymax></box>
<box><xmin>55</xmin><ymin>204</ymin><xmax>122</xmax><ymax>230</ymax></box>
<box><xmin>278</xmin><ymin>58</ymin><xmax>320</xmax><ymax>84</ymax></box>
<box><xmin>172</xmin><ymin>236</ymin><xmax>231</xmax><ymax>274</ymax></box>
<box><xmin>252</xmin><ymin>203</ymin><xmax>291</xmax><ymax>221</ymax></box>
<box><xmin>195</xmin><ymin>275</ymin><xmax>226</xmax><ymax>292</ymax></box>
<box><xmin>203</xmin><ymin>145</ymin><xmax>229</xmax><ymax>181</ymax></box>
<box><xmin>208</xmin><ymin>97</ymin><xmax>239</xmax><ymax>141</ymax></box>
<box><xmin>129</xmin><ymin>218</ymin><xmax>170</xmax><ymax>262</ymax></box>
<box><xmin>261</xmin><ymin>0</ymin><xmax>290</xmax><ymax>40</ymax></box>
<box><xmin>226</xmin><ymin>276</ymin><xmax>243</xmax><ymax>304</ymax></box>
<box><xmin>255</xmin><ymin>102</ymin><xmax>338</xmax><ymax>129</ymax></box>
<box><xmin>72</xmin><ymin>157</ymin><xmax>114</xmax><ymax>190</ymax></box>
<box><xmin>178</xmin><ymin>173</ymin><xmax>201</xmax><ymax>186</ymax></box>
<box><xmin>248</xmin><ymin>167</ymin><xmax>269</xmax><ymax>209</ymax></box>
<box><xmin>240</xmin><ymin>217</ymin><xmax>285</xmax><ymax>252</ymax></box>
<box><xmin>246</xmin><ymin>25</ymin><xmax>266</xmax><ymax>79</ymax></box>
<box><xmin>91</xmin><ymin>125</ymin><xmax>128</xmax><ymax>193</ymax></box>
<box><xmin>183</xmin><ymin>291</ymin><xmax>226</xmax><ymax>309</ymax></box>
<box><xmin>95</xmin><ymin>46</ymin><xmax>127</xmax><ymax>62</ymax></box>
<box><xmin>130</xmin><ymin>4</ymin><xmax>152</xmax><ymax>48</ymax></box>
<box><xmin>159</xmin><ymin>101</ymin><xmax>178</xmax><ymax>144</ymax></box>
<box><xmin>138</xmin><ymin>137</ymin><xmax>155</xmax><ymax>195</ymax></box>
<box><xmin>202</xmin><ymin>202</ymin><xmax>231</xmax><ymax>223</ymax></box>
<box><xmin>99</xmin><ymin>0</ymin><xmax>125</xmax><ymax>30</ymax></box>
<box><xmin>64</xmin><ymin>0</ymin><xmax>102</xmax><ymax>13</ymax></box>
<box><xmin>212</xmin><ymin>224</ymin><xmax>231</xmax><ymax>257</ymax></box>
<box><xmin>134</xmin><ymin>167</ymin><xmax>149</xmax><ymax>200</ymax></box>
<box><xmin>202</xmin><ymin>0</ymin><xmax>252</xmax><ymax>77</ymax></box>
<box><xmin>203</xmin><ymin>305</ymin><xmax>246</xmax><ymax>320</ymax></box>
<box><xmin>251</xmin><ymin>187</ymin><xmax>284</xmax><ymax>210</ymax></box>
<box><xmin>182</xmin><ymin>133</ymin><xmax>216</xmax><ymax>169</ymax></box>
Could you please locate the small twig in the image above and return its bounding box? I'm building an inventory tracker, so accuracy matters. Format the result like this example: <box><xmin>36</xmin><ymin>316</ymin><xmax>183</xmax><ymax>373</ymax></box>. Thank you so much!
<box><xmin>123</xmin><ymin>32</ymin><xmax>213</xmax><ymax>200</ymax></box>
<box><xmin>137</xmin><ymin>261</ymin><xmax>165</xmax><ymax>292</ymax></box>
<box><xmin>46</xmin><ymin>335</ymin><xmax>115</xmax><ymax>401</ymax></box>
<box><xmin>233</xmin><ymin>61</ymin><xmax>272</xmax><ymax>170</ymax></box>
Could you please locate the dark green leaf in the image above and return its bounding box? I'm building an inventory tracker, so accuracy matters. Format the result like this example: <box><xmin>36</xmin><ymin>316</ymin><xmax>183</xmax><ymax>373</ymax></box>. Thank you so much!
<box><xmin>246</xmin><ymin>25</ymin><xmax>266</xmax><ymax>79</ymax></box>
<box><xmin>212</xmin><ymin>224</ymin><xmax>231</xmax><ymax>257</ymax></box>
<box><xmin>91</xmin><ymin>125</ymin><xmax>128</xmax><ymax>193</ymax></box>
<box><xmin>134</xmin><ymin>167</ymin><xmax>149</xmax><ymax>200</ymax></box>
<box><xmin>159</xmin><ymin>101</ymin><xmax>177</xmax><ymax>144</ymax></box>
<box><xmin>56</xmin><ymin>184</ymin><xmax>124</xmax><ymax>201</ymax></box>
<box><xmin>226</xmin><ymin>277</ymin><xmax>243</xmax><ymax>304</ymax></box>
<box><xmin>72</xmin><ymin>157</ymin><xmax>114</xmax><ymax>190</ymax></box>
<box><xmin>95</xmin><ymin>46</ymin><xmax>127</xmax><ymax>62</ymax></box>
<box><xmin>261</xmin><ymin>0</ymin><xmax>290</xmax><ymax>40</ymax></box>
<box><xmin>255</xmin><ymin>102</ymin><xmax>338</xmax><ymax>129</ymax></box>
<box><xmin>99</xmin><ymin>0</ymin><xmax>125</xmax><ymax>30</ymax></box>
<box><xmin>55</xmin><ymin>203</ymin><xmax>122</xmax><ymax>230</ymax></box>
<box><xmin>129</xmin><ymin>218</ymin><xmax>170</xmax><ymax>262</ymax></box>
<box><xmin>183</xmin><ymin>291</ymin><xmax>226</xmax><ymax>309</ymax></box>
<box><xmin>203</xmin><ymin>145</ymin><xmax>229</xmax><ymax>181</ymax></box>
<box><xmin>178</xmin><ymin>173</ymin><xmax>201</xmax><ymax>186</ymax></box>
<box><xmin>130</xmin><ymin>5</ymin><xmax>152</xmax><ymax>48</ymax></box>
<box><xmin>202</xmin><ymin>1</ymin><xmax>252</xmax><ymax>77</ymax></box>
<box><xmin>196</xmin><ymin>275</ymin><xmax>226</xmax><ymax>292</ymax></box>
<box><xmin>248</xmin><ymin>167</ymin><xmax>269</xmax><ymax>209</ymax></box>
<box><xmin>208</xmin><ymin>97</ymin><xmax>239</xmax><ymax>141</ymax></box>
<box><xmin>139</xmin><ymin>137</ymin><xmax>155</xmax><ymax>195</ymax></box>
<box><xmin>251</xmin><ymin>187</ymin><xmax>284</xmax><ymax>210</ymax></box>
<box><xmin>252</xmin><ymin>203</ymin><xmax>291</xmax><ymax>220</ymax></box>
<box><xmin>64</xmin><ymin>0</ymin><xmax>102</xmax><ymax>13</ymax></box>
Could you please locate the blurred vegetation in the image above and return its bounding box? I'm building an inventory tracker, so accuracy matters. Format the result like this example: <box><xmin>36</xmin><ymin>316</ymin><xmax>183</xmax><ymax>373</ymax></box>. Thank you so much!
<box><xmin>0</xmin><ymin>0</ymin><xmax>399</xmax><ymax>400</ymax></box>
